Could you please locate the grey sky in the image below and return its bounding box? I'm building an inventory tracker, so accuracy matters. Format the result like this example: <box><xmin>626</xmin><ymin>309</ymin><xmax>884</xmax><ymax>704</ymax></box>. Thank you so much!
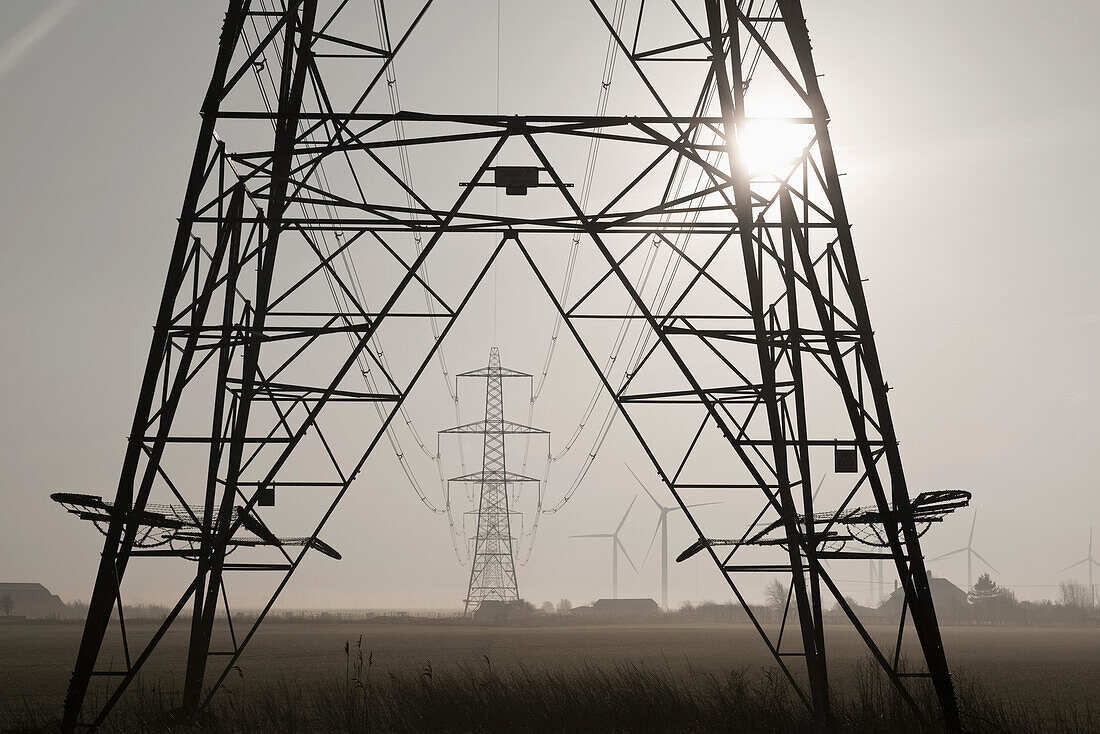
<box><xmin>0</xmin><ymin>0</ymin><xmax>1097</xmax><ymax>610</ymax></box>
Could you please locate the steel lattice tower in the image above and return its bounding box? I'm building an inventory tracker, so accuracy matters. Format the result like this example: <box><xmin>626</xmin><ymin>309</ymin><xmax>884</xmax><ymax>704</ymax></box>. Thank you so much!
<box><xmin>440</xmin><ymin>348</ymin><xmax>545</xmax><ymax>614</ymax></box>
<box><xmin>54</xmin><ymin>1</ymin><xmax>966</xmax><ymax>730</ymax></box>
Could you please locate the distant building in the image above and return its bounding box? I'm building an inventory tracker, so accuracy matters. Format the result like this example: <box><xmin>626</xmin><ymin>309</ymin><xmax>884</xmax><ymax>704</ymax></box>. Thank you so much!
<box><xmin>877</xmin><ymin>575</ymin><xmax>968</xmax><ymax>621</ymax></box>
<box><xmin>472</xmin><ymin>599</ymin><xmax>532</xmax><ymax>622</ymax></box>
<box><xmin>0</xmin><ymin>582</ymin><xmax>67</xmax><ymax>618</ymax></box>
<box><xmin>473</xmin><ymin>600</ymin><xmax>509</xmax><ymax>621</ymax></box>
<box><xmin>588</xmin><ymin>598</ymin><xmax>662</xmax><ymax>620</ymax></box>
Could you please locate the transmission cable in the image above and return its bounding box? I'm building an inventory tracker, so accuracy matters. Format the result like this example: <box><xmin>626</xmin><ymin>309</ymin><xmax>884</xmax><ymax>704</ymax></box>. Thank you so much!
<box><xmin>240</xmin><ymin>4</ymin><xmax>472</xmax><ymax>561</ymax></box>
<box><xmin>525</xmin><ymin>7</ymin><xmax>777</xmax><ymax>527</ymax></box>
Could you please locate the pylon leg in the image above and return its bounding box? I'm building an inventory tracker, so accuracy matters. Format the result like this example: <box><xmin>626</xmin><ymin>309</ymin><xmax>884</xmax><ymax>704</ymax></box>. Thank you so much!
<box><xmin>62</xmin><ymin>4</ymin><xmax>250</xmax><ymax>728</ymax></box>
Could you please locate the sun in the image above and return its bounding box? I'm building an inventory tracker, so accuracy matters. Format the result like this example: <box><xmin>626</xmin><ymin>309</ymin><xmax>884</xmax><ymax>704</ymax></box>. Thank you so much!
<box><xmin>734</xmin><ymin>121</ymin><xmax>810</xmax><ymax>177</ymax></box>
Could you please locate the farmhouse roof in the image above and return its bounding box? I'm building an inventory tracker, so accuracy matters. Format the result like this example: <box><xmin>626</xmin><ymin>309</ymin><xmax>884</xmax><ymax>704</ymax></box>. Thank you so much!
<box><xmin>0</xmin><ymin>582</ymin><xmax>67</xmax><ymax>617</ymax></box>
<box><xmin>0</xmin><ymin>582</ymin><xmax>53</xmax><ymax>592</ymax></box>
<box><xmin>591</xmin><ymin>598</ymin><xmax>662</xmax><ymax>616</ymax></box>
<box><xmin>878</xmin><ymin>575</ymin><xmax>968</xmax><ymax>618</ymax></box>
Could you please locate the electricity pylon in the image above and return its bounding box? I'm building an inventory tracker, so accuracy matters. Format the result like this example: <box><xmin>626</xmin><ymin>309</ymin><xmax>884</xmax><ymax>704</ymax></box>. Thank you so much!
<box><xmin>56</xmin><ymin>1</ymin><xmax>964</xmax><ymax>730</ymax></box>
<box><xmin>440</xmin><ymin>348</ymin><xmax>546</xmax><ymax>614</ymax></box>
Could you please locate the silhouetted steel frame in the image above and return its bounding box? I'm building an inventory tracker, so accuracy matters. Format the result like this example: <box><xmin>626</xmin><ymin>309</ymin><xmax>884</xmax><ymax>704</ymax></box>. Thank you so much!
<box><xmin>706</xmin><ymin>1</ymin><xmax>827</xmax><ymax>715</ymax></box>
<box><xmin>778</xmin><ymin>0</ymin><xmax>955</xmax><ymax>724</ymax></box>
<box><xmin>60</xmin><ymin>1</ymin><xmax>960</xmax><ymax>731</ymax></box>
<box><xmin>183</xmin><ymin>0</ymin><xmax>318</xmax><ymax>708</ymax></box>
<box><xmin>61</xmin><ymin>2</ymin><xmax>254</xmax><ymax>727</ymax></box>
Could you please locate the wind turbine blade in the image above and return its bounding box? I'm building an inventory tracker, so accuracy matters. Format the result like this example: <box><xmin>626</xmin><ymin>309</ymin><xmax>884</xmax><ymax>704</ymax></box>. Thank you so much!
<box><xmin>667</xmin><ymin>501</ymin><xmax>720</xmax><ymax>516</ymax></box>
<box><xmin>970</xmin><ymin>549</ymin><xmax>999</xmax><ymax>574</ymax></box>
<box><xmin>626</xmin><ymin>464</ymin><xmax>664</xmax><ymax>510</ymax></box>
<box><xmin>812</xmin><ymin>474</ymin><xmax>826</xmax><ymax>502</ymax></box>
<box><xmin>618</xmin><ymin>537</ymin><xmax>639</xmax><ymax>573</ymax></box>
<box><xmin>928</xmin><ymin>548</ymin><xmax>966</xmax><ymax>562</ymax></box>
<box><xmin>571</xmin><ymin>533</ymin><xmax>613</xmax><ymax>539</ymax></box>
<box><xmin>1061</xmin><ymin>559</ymin><xmax>1087</xmax><ymax>572</ymax></box>
<box><xmin>641</xmin><ymin>519</ymin><xmax>662</xmax><ymax>567</ymax></box>
<box><xmin>617</xmin><ymin>495</ymin><xmax>638</xmax><ymax>534</ymax></box>
<box><xmin>968</xmin><ymin>511</ymin><xmax>977</xmax><ymax>547</ymax></box>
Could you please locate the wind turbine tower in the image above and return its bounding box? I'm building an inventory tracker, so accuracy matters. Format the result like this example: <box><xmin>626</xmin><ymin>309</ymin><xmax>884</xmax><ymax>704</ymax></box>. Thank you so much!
<box><xmin>629</xmin><ymin>466</ymin><xmax>718</xmax><ymax>610</ymax></box>
<box><xmin>573</xmin><ymin>497</ymin><xmax>638</xmax><ymax>599</ymax></box>
<box><xmin>869</xmin><ymin>559</ymin><xmax>885</xmax><ymax>607</ymax></box>
<box><xmin>1061</xmin><ymin>526</ymin><xmax>1098</xmax><ymax>607</ymax></box>
<box><xmin>440</xmin><ymin>348</ymin><xmax>547</xmax><ymax>614</ymax></box>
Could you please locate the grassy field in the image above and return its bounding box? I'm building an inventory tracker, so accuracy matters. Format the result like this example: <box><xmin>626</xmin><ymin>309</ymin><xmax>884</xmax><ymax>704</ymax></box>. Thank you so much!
<box><xmin>1</xmin><ymin>621</ymin><xmax>1096</xmax><ymax>731</ymax></box>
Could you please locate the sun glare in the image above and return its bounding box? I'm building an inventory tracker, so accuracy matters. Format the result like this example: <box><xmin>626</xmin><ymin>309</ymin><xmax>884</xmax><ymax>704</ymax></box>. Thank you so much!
<box><xmin>735</xmin><ymin>121</ymin><xmax>810</xmax><ymax>177</ymax></box>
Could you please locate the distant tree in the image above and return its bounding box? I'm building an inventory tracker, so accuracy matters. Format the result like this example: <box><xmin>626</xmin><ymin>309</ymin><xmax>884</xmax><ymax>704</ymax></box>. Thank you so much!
<box><xmin>765</xmin><ymin>579</ymin><xmax>787</xmax><ymax>614</ymax></box>
<box><xmin>556</xmin><ymin>598</ymin><xmax>572</xmax><ymax>614</ymax></box>
<box><xmin>540</xmin><ymin>601</ymin><xmax>555</xmax><ymax>614</ymax></box>
<box><xmin>969</xmin><ymin>573</ymin><xmax>1000</xmax><ymax>601</ymax></box>
<box><xmin>509</xmin><ymin>599</ymin><xmax>535</xmax><ymax>616</ymax></box>
<box><xmin>968</xmin><ymin>574</ymin><xmax>1018</xmax><ymax>620</ymax></box>
<box><xmin>1060</xmin><ymin>580</ymin><xmax>1091</xmax><ymax>609</ymax></box>
<box><xmin>0</xmin><ymin>594</ymin><xmax>13</xmax><ymax>616</ymax></box>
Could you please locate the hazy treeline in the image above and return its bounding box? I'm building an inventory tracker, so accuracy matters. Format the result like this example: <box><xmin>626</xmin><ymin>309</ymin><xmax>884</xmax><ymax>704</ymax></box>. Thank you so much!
<box><xmin>17</xmin><ymin>577</ymin><xmax>1098</xmax><ymax>626</ymax></box>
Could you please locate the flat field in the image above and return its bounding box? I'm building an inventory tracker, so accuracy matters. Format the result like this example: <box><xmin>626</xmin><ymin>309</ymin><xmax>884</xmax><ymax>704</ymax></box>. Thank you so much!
<box><xmin>1</xmin><ymin>621</ymin><xmax>1097</xmax><ymax>730</ymax></box>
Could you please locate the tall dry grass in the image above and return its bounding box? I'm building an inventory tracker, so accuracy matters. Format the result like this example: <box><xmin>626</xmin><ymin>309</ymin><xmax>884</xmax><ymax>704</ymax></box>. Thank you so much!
<box><xmin>4</xmin><ymin>639</ymin><xmax>1094</xmax><ymax>733</ymax></box>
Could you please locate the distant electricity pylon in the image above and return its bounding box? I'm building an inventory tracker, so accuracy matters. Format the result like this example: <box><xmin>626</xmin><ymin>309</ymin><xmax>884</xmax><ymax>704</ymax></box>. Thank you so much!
<box><xmin>56</xmin><ymin>1</ymin><xmax>968</xmax><ymax>730</ymax></box>
<box><xmin>440</xmin><ymin>348</ymin><xmax>546</xmax><ymax>614</ymax></box>
<box><xmin>929</xmin><ymin>511</ymin><xmax>998</xmax><ymax>591</ymax></box>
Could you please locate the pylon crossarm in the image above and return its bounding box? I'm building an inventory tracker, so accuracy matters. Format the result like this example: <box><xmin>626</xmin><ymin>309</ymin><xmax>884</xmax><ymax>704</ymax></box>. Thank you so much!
<box><xmin>449</xmin><ymin>470</ymin><xmax>540</xmax><ymax>484</ymax></box>
<box><xmin>440</xmin><ymin>420</ymin><xmax>548</xmax><ymax>435</ymax></box>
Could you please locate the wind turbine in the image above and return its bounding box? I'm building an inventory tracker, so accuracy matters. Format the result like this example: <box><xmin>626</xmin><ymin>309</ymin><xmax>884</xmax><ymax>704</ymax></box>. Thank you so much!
<box><xmin>627</xmin><ymin>465</ymin><xmax>719</xmax><ymax>610</ymax></box>
<box><xmin>869</xmin><ymin>558</ymin><xmax>885</xmax><ymax>608</ymax></box>
<box><xmin>929</xmin><ymin>511</ymin><xmax>997</xmax><ymax>591</ymax></box>
<box><xmin>1061</xmin><ymin>526</ymin><xmax>1098</xmax><ymax>607</ymax></box>
<box><xmin>572</xmin><ymin>496</ymin><xmax>639</xmax><ymax>599</ymax></box>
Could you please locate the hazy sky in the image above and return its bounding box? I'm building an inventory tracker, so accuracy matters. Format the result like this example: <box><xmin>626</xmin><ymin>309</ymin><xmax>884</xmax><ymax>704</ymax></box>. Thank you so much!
<box><xmin>0</xmin><ymin>0</ymin><xmax>1097</xmax><ymax>611</ymax></box>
